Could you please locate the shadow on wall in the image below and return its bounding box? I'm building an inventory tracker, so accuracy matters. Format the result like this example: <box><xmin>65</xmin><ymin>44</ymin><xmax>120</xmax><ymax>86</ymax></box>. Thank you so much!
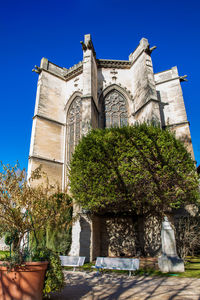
<box><xmin>99</xmin><ymin>215</ymin><xmax>162</xmax><ymax>257</ymax></box>
<box><xmin>79</xmin><ymin>217</ymin><xmax>91</xmax><ymax>262</ymax></box>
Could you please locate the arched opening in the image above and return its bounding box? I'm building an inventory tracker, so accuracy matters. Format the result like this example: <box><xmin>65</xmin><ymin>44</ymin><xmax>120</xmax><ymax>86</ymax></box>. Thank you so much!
<box><xmin>102</xmin><ymin>89</ymin><xmax>128</xmax><ymax>128</ymax></box>
<box><xmin>66</xmin><ymin>96</ymin><xmax>82</xmax><ymax>162</ymax></box>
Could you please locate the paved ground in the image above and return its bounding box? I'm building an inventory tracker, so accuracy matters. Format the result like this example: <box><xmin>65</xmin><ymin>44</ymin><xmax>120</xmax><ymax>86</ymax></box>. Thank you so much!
<box><xmin>48</xmin><ymin>271</ymin><xmax>200</xmax><ymax>300</ymax></box>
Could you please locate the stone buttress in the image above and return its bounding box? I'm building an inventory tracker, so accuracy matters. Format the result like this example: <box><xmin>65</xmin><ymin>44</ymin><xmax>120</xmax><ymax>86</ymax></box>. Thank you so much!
<box><xmin>28</xmin><ymin>34</ymin><xmax>194</xmax><ymax>261</ymax></box>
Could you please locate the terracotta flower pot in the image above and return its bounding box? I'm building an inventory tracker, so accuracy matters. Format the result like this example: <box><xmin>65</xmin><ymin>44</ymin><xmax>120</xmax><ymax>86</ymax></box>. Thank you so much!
<box><xmin>0</xmin><ymin>261</ymin><xmax>48</xmax><ymax>300</ymax></box>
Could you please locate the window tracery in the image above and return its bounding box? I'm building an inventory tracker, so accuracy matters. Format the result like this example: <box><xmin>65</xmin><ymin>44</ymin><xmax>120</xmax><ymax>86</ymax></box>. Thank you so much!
<box><xmin>104</xmin><ymin>90</ymin><xmax>128</xmax><ymax>128</ymax></box>
<box><xmin>67</xmin><ymin>96</ymin><xmax>81</xmax><ymax>161</ymax></box>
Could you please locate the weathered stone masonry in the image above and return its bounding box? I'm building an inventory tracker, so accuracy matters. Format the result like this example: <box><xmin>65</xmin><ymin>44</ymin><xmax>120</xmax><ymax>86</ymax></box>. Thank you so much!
<box><xmin>28</xmin><ymin>34</ymin><xmax>194</xmax><ymax>261</ymax></box>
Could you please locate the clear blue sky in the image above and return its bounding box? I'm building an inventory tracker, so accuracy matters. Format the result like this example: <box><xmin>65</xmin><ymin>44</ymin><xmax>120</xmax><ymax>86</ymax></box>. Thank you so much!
<box><xmin>1</xmin><ymin>0</ymin><xmax>200</xmax><ymax>169</ymax></box>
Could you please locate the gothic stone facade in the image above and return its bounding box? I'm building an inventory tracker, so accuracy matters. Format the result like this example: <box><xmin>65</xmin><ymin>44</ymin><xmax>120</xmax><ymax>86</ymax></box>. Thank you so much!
<box><xmin>28</xmin><ymin>34</ymin><xmax>194</xmax><ymax>261</ymax></box>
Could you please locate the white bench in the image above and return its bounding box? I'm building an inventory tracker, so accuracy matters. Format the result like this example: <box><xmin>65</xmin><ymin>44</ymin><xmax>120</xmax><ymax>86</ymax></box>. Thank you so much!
<box><xmin>93</xmin><ymin>257</ymin><xmax>140</xmax><ymax>276</ymax></box>
<box><xmin>59</xmin><ymin>256</ymin><xmax>85</xmax><ymax>271</ymax></box>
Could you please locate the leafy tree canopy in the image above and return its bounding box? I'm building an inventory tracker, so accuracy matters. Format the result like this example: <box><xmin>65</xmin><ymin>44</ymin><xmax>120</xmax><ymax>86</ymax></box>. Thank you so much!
<box><xmin>69</xmin><ymin>124</ymin><xmax>199</xmax><ymax>216</ymax></box>
<box><xmin>0</xmin><ymin>163</ymin><xmax>72</xmax><ymax>254</ymax></box>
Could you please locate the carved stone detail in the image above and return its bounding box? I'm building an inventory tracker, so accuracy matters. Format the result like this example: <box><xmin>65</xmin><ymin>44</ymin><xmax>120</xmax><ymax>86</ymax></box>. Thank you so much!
<box><xmin>97</xmin><ymin>59</ymin><xmax>131</xmax><ymax>69</ymax></box>
<box><xmin>67</xmin><ymin>97</ymin><xmax>82</xmax><ymax>161</ymax></box>
<box><xmin>104</xmin><ymin>90</ymin><xmax>128</xmax><ymax>128</ymax></box>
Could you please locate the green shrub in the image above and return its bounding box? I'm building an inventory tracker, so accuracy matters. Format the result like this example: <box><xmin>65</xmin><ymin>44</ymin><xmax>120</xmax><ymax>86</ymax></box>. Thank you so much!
<box><xmin>46</xmin><ymin>193</ymin><xmax>72</xmax><ymax>255</ymax></box>
<box><xmin>70</xmin><ymin>124</ymin><xmax>199</xmax><ymax>215</ymax></box>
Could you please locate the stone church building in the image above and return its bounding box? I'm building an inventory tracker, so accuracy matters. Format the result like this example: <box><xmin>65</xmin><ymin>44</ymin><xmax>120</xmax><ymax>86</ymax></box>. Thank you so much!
<box><xmin>28</xmin><ymin>34</ymin><xmax>194</xmax><ymax>261</ymax></box>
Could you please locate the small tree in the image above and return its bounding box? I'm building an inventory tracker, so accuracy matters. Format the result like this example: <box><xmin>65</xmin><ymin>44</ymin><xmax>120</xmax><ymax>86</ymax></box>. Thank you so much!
<box><xmin>69</xmin><ymin>124</ymin><xmax>199</xmax><ymax>216</ymax></box>
<box><xmin>0</xmin><ymin>163</ymin><xmax>72</xmax><ymax>258</ymax></box>
<box><xmin>0</xmin><ymin>162</ymin><xmax>72</xmax><ymax>295</ymax></box>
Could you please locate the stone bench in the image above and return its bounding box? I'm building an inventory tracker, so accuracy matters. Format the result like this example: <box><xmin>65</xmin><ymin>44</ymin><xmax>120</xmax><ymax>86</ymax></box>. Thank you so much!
<box><xmin>59</xmin><ymin>256</ymin><xmax>85</xmax><ymax>271</ymax></box>
<box><xmin>93</xmin><ymin>257</ymin><xmax>140</xmax><ymax>276</ymax></box>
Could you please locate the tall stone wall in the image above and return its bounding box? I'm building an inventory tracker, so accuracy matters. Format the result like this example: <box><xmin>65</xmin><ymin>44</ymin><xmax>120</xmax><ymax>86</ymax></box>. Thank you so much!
<box><xmin>154</xmin><ymin>67</ymin><xmax>194</xmax><ymax>157</ymax></box>
<box><xmin>100</xmin><ymin>217</ymin><xmax>137</xmax><ymax>257</ymax></box>
<box><xmin>29</xmin><ymin>34</ymin><xmax>195</xmax><ymax>261</ymax></box>
<box><xmin>90</xmin><ymin>215</ymin><xmax>162</xmax><ymax>258</ymax></box>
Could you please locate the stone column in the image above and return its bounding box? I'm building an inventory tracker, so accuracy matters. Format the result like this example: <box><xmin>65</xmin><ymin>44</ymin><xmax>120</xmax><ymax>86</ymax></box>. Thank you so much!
<box><xmin>69</xmin><ymin>34</ymin><xmax>98</xmax><ymax>262</ymax></box>
<box><xmin>129</xmin><ymin>38</ymin><xmax>161</xmax><ymax>124</ymax></box>
<box><xmin>82</xmin><ymin>34</ymin><xmax>98</xmax><ymax>132</ymax></box>
<box><xmin>158</xmin><ymin>216</ymin><xmax>184</xmax><ymax>273</ymax></box>
<box><xmin>69</xmin><ymin>204</ymin><xmax>92</xmax><ymax>262</ymax></box>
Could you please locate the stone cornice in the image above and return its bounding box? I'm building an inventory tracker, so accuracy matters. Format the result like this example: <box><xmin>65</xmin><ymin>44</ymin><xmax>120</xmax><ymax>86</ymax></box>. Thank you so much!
<box><xmin>33</xmin><ymin>114</ymin><xmax>65</xmax><ymax>126</ymax></box>
<box><xmin>63</xmin><ymin>62</ymin><xmax>83</xmax><ymax>80</ymax></box>
<box><xmin>29</xmin><ymin>155</ymin><xmax>63</xmax><ymax>165</ymax></box>
<box><xmin>97</xmin><ymin>59</ymin><xmax>131</xmax><ymax>69</ymax></box>
<box><xmin>33</xmin><ymin>61</ymin><xmax>83</xmax><ymax>82</ymax></box>
<box><xmin>163</xmin><ymin>121</ymin><xmax>190</xmax><ymax>128</ymax></box>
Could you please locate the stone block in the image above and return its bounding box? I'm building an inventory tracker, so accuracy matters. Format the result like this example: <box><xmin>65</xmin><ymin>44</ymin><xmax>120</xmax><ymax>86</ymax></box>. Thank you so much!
<box><xmin>158</xmin><ymin>254</ymin><xmax>185</xmax><ymax>273</ymax></box>
<box><xmin>158</xmin><ymin>217</ymin><xmax>185</xmax><ymax>273</ymax></box>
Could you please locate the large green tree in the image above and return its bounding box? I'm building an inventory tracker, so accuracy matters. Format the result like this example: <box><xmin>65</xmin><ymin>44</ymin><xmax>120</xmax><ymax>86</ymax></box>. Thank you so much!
<box><xmin>69</xmin><ymin>124</ymin><xmax>199</xmax><ymax>216</ymax></box>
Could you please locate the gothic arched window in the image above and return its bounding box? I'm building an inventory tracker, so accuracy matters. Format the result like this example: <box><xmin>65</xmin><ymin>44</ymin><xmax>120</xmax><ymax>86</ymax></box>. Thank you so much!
<box><xmin>67</xmin><ymin>96</ymin><xmax>81</xmax><ymax>161</ymax></box>
<box><xmin>104</xmin><ymin>90</ymin><xmax>128</xmax><ymax>128</ymax></box>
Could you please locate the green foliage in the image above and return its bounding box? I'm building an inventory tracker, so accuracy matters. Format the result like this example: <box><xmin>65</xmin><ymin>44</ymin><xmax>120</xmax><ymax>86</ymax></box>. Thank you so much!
<box><xmin>46</xmin><ymin>193</ymin><xmax>72</xmax><ymax>255</ymax></box>
<box><xmin>70</xmin><ymin>124</ymin><xmax>199</xmax><ymax>215</ymax></box>
<box><xmin>29</xmin><ymin>194</ymin><xmax>73</xmax><ymax>255</ymax></box>
<box><xmin>43</xmin><ymin>251</ymin><xmax>64</xmax><ymax>297</ymax></box>
<box><xmin>4</xmin><ymin>231</ymin><xmax>18</xmax><ymax>246</ymax></box>
<box><xmin>46</xmin><ymin>226</ymin><xmax>71</xmax><ymax>255</ymax></box>
<box><xmin>30</xmin><ymin>229</ymin><xmax>46</xmax><ymax>250</ymax></box>
<box><xmin>0</xmin><ymin>163</ymin><xmax>72</xmax><ymax>296</ymax></box>
<box><xmin>0</xmin><ymin>162</ymin><xmax>72</xmax><ymax>256</ymax></box>
<box><xmin>0</xmin><ymin>250</ymin><xmax>10</xmax><ymax>259</ymax></box>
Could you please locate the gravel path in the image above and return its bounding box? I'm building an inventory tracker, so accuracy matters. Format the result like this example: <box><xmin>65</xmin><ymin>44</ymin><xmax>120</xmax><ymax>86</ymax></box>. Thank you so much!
<box><xmin>48</xmin><ymin>271</ymin><xmax>200</xmax><ymax>300</ymax></box>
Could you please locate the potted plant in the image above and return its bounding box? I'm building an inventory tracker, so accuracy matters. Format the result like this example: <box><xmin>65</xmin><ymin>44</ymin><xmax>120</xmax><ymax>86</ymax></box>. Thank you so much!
<box><xmin>0</xmin><ymin>162</ymin><xmax>72</xmax><ymax>299</ymax></box>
